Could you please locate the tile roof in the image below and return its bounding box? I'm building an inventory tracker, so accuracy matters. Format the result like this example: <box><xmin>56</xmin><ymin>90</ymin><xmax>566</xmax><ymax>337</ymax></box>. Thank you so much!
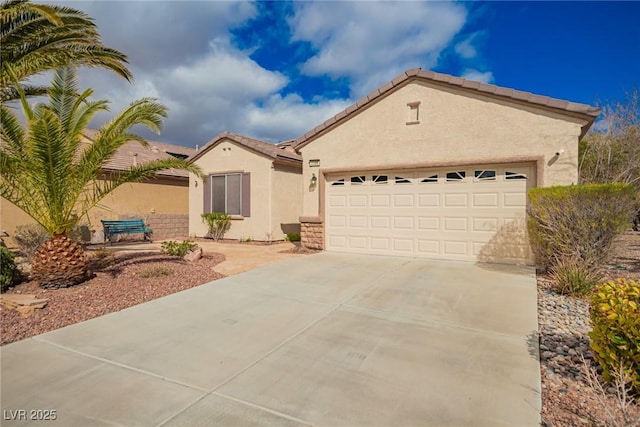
<box><xmin>82</xmin><ymin>130</ymin><xmax>195</xmax><ymax>178</ymax></box>
<box><xmin>293</xmin><ymin>68</ymin><xmax>601</xmax><ymax>149</ymax></box>
<box><xmin>1</xmin><ymin>130</ymin><xmax>194</xmax><ymax>179</ymax></box>
<box><xmin>189</xmin><ymin>132</ymin><xmax>302</xmax><ymax>165</ymax></box>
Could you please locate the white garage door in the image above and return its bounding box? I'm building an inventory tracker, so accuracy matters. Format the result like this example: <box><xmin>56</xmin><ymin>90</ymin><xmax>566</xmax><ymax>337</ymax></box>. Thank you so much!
<box><xmin>325</xmin><ymin>164</ymin><xmax>534</xmax><ymax>264</ymax></box>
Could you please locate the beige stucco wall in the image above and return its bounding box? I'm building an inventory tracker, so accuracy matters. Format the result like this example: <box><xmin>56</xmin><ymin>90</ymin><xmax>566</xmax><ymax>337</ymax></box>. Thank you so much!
<box><xmin>270</xmin><ymin>164</ymin><xmax>303</xmax><ymax>238</ymax></box>
<box><xmin>299</xmin><ymin>80</ymin><xmax>590</xmax><ymax>217</ymax></box>
<box><xmin>1</xmin><ymin>177</ymin><xmax>188</xmax><ymax>248</ymax></box>
<box><xmin>189</xmin><ymin>138</ymin><xmax>273</xmax><ymax>241</ymax></box>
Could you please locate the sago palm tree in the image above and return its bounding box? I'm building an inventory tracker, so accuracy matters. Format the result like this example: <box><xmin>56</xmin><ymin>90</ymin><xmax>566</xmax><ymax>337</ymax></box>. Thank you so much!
<box><xmin>1</xmin><ymin>0</ymin><xmax>131</xmax><ymax>102</ymax></box>
<box><xmin>0</xmin><ymin>67</ymin><xmax>203</xmax><ymax>289</ymax></box>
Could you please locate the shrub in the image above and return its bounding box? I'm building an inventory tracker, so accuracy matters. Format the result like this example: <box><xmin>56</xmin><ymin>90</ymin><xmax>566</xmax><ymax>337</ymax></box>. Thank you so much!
<box><xmin>286</xmin><ymin>232</ymin><xmax>301</xmax><ymax>242</ymax></box>
<box><xmin>137</xmin><ymin>266</ymin><xmax>173</xmax><ymax>278</ymax></box>
<box><xmin>90</xmin><ymin>247</ymin><xmax>115</xmax><ymax>269</ymax></box>
<box><xmin>201</xmin><ymin>212</ymin><xmax>231</xmax><ymax>241</ymax></box>
<box><xmin>13</xmin><ymin>224</ymin><xmax>49</xmax><ymax>260</ymax></box>
<box><xmin>589</xmin><ymin>278</ymin><xmax>640</xmax><ymax>395</ymax></box>
<box><xmin>161</xmin><ymin>240</ymin><xmax>197</xmax><ymax>257</ymax></box>
<box><xmin>527</xmin><ymin>183</ymin><xmax>637</xmax><ymax>273</ymax></box>
<box><xmin>0</xmin><ymin>247</ymin><xmax>18</xmax><ymax>292</ymax></box>
<box><xmin>550</xmin><ymin>256</ymin><xmax>601</xmax><ymax>296</ymax></box>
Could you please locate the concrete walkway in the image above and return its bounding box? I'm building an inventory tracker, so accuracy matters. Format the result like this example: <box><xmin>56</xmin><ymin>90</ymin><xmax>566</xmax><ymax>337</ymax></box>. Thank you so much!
<box><xmin>88</xmin><ymin>240</ymin><xmax>305</xmax><ymax>276</ymax></box>
<box><xmin>1</xmin><ymin>254</ymin><xmax>541</xmax><ymax>426</ymax></box>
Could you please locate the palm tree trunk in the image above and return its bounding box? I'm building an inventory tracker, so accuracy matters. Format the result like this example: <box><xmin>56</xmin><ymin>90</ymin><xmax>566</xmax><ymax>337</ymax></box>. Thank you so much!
<box><xmin>30</xmin><ymin>234</ymin><xmax>90</xmax><ymax>289</ymax></box>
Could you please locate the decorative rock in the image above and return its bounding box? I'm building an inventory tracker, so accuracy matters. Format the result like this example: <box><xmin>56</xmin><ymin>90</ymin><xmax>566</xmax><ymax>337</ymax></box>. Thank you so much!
<box><xmin>184</xmin><ymin>247</ymin><xmax>203</xmax><ymax>262</ymax></box>
<box><xmin>0</xmin><ymin>294</ymin><xmax>48</xmax><ymax>316</ymax></box>
<box><xmin>541</xmin><ymin>351</ymin><xmax>555</xmax><ymax>360</ymax></box>
<box><xmin>91</xmin><ymin>230</ymin><xmax>105</xmax><ymax>244</ymax></box>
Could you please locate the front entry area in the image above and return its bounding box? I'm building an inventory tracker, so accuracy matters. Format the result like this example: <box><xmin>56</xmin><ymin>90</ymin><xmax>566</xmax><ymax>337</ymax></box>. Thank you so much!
<box><xmin>325</xmin><ymin>163</ymin><xmax>535</xmax><ymax>264</ymax></box>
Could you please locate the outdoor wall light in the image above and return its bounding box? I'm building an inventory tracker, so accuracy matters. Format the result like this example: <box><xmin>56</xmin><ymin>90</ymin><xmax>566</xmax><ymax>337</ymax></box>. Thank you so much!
<box><xmin>311</xmin><ymin>173</ymin><xmax>318</xmax><ymax>186</ymax></box>
<box><xmin>555</xmin><ymin>149</ymin><xmax>565</xmax><ymax>156</ymax></box>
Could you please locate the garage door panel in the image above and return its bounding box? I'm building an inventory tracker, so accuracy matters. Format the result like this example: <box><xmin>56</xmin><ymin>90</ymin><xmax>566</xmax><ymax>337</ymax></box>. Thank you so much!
<box><xmin>444</xmin><ymin>217</ymin><xmax>467</xmax><ymax>231</ymax></box>
<box><xmin>329</xmin><ymin>195</ymin><xmax>347</xmax><ymax>207</ymax></box>
<box><xmin>418</xmin><ymin>217</ymin><xmax>439</xmax><ymax>230</ymax></box>
<box><xmin>371</xmin><ymin>195</ymin><xmax>390</xmax><ymax>207</ymax></box>
<box><xmin>444</xmin><ymin>193</ymin><xmax>468</xmax><ymax>207</ymax></box>
<box><xmin>328</xmin><ymin>235</ymin><xmax>347</xmax><ymax>249</ymax></box>
<box><xmin>371</xmin><ymin>216</ymin><xmax>390</xmax><ymax>229</ymax></box>
<box><xmin>473</xmin><ymin>217</ymin><xmax>498</xmax><ymax>232</ymax></box>
<box><xmin>418</xmin><ymin>194</ymin><xmax>440</xmax><ymax>207</ymax></box>
<box><xmin>417</xmin><ymin>240</ymin><xmax>439</xmax><ymax>254</ymax></box>
<box><xmin>370</xmin><ymin>237</ymin><xmax>391</xmax><ymax>250</ymax></box>
<box><xmin>393</xmin><ymin>194</ymin><xmax>414</xmax><ymax>207</ymax></box>
<box><xmin>444</xmin><ymin>241</ymin><xmax>468</xmax><ymax>256</ymax></box>
<box><xmin>473</xmin><ymin>193</ymin><xmax>499</xmax><ymax>207</ymax></box>
<box><xmin>393</xmin><ymin>216</ymin><xmax>414</xmax><ymax>229</ymax></box>
<box><xmin>325</xmin><ymin>164</ymin><xmax>534</xmax><ymax>264</ymax></box>
<box><xmin>349</xmin><ymin>216</ymin><xmax>367</xmax><ymax>228</ymax></box>
<box><xmin>349</xmin><ymin>236</ymin><xmax>367</xmax><ymax>249</ymax></box>
<box><xmin>349</xmin><ymin>195</ymin><xmax>367</xmax><ymax>207</ymax></box>
<box><xmin>328</xmin><ymin>215</ymin><xmax>347</xmax><ymax>227</ymax></box>
<box><xmin>503</xmin><ymin>192</ymin><xmax>527</xmax><ymax>207</ymax></box>
<box><xmin>393</xmin><ymin>239</ymin><xmax>414</xmax><ymax>252</ymax></box>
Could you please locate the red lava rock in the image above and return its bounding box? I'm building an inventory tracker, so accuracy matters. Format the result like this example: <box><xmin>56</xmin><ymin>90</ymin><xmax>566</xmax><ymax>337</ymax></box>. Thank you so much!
<box><xmin>1</xmin><ymin>251</ymin><xmax>225</xmax><ymax>346</ymax></box>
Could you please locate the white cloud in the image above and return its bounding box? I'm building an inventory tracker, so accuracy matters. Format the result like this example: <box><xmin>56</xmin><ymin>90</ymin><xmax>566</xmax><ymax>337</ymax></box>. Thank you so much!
<box><xmin>290</xmin><ymin>1</ymin><xmax>467</xmax><ymax>97</ymax></box>
<box><xmin>244</xmin><ymin>94</ymin><xmax>352</xmax><ymax>142</ymax></box>
<box><xmin>37</xmin><ymin>1</ymin><xmax>480</xmax><ymax>147</ymax></box>
<box><xmin>76</xmin><ymin>37</ymin><xmax>348</xmax><ymax>146</ymax></box>
<box><xmin>455</xmin><ymin>35</ymin><xmax>478</xmax><ymax>59</ymax></box>
<box><xmin>66</xmin><ymin>1</ymin><xmax>258</xmax><ymax>70</ymax></box>
<box><xmin>461</xmin><ymin>69</ymin><xmax>494</xmax><ymax>84</ymax></box>
<box><xmin>165</xmin><ymin>40</ymin><xmax>288</xmax><ymax>102</ymax></box>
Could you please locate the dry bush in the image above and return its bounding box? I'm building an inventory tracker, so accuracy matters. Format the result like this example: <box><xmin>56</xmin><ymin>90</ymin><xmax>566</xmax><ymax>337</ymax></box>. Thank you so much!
<box><xmin>580</xmin><ymin>88</ymin><xmax>640</xmax><ymax>189</ymax></box>
<box><xmin>528</xmin><ymin>184</ymin><xmax>637</xmax><ymax>274</ymax></box>
<box><xmin>581</xmin><ymin>355</ymin><xmax>639</xmax><ymax>427</ymax></box>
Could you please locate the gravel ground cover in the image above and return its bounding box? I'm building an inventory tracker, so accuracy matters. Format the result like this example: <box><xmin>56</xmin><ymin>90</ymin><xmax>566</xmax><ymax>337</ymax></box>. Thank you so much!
<box><xmin>1</xmin><ymin>250</ymin><xmax>225</xmax><ymax>346</ymax></box>
<box><xmin>540</xmin><ymin>232</ymin><xmax>640</xmax><ymax>426</ymax></box>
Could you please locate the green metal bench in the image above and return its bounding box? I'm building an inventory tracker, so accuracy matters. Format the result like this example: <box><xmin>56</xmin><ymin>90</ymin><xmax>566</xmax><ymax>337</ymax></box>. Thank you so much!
<box><xmin>101</xmin><ymin>219</ymin><xmax>153</xmax><ymax>243</ymax></box>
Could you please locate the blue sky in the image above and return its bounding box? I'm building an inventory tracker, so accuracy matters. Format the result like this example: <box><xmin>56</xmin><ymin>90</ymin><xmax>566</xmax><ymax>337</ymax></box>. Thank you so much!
<box><xmin>52</xmin><ymin>1</ymin><xmax>640</xmax><ymax>147</ymax></box>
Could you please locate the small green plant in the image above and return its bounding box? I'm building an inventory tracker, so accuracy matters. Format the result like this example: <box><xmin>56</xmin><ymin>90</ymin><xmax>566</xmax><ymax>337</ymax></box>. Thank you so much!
<box><xmin>90</xmin><ymin>246</ymin><xmax>115</xmax><ymax>268</ymax></box>
<box><xmin>550</xmin><ymin>256</ymin><xmax>602</xmax><ymax>296</ymax></box>
<box><xmin>161</xmin><ymin>240</ymin><xmax>198</xmax><ymax>257</ymax></box>
<box><xmin>201</xmin><ymin>212</ymin><xmax>231</xmax><ymax>241</ymax></box>
<box><xmin>93</xmin><ymin>247</ymin><xmax>112</xmax><ymax>259</ymax></box>
<box><xmin>13</xmin><ymin>224</ymin><xmax>49</xmax><ymax>260</ymax></box>
<box><xmin>285</xmin><ymin>232</ymin><xmax>301</xmax><ymax>242</ymax></box>
<box><xmin>589</xmin><ymin>278</ymin><xmax>640</xmax><ymax>395</ymax></box>
<box><xmin>137</xmin><ymin>266</ymin><xmax>173</xmax><ymax>278</ymax></box>
<box><xmin>0</xmin><ymin>247</ymin><xmax>18</xmax><ymax>292</ymax></box>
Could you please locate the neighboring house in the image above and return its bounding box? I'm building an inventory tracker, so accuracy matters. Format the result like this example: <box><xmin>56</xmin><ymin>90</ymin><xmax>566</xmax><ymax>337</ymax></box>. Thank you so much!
<box><xmin>188</xmin><ymin>132</ymin><xmax>302</xmax><ymax>242</ymax></box>
<box><xmin>293</xmin><ymin>68</ymin><xmax>599</xmax><ymax>265</ymax></box>
<box><xmin>0</xmin><ymin>131</ymin><xmax>196</xmax><ymax>247</ymax></box>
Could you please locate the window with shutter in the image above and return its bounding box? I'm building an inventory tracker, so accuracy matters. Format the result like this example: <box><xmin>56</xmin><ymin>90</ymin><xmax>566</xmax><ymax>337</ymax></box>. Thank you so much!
<box><xmin>203</xmin><ymin>173</ymin><xmax>250</xmax><ymax>217</ymax></box>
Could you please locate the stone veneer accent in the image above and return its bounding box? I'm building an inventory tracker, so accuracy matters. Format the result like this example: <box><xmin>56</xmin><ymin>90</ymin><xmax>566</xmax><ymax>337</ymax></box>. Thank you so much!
<box><xmin>300</xmin><ymin>217</ymin><xmax>323</xmax><ymax>250</ymax></box>
<box><xmin>119</xmin><ymin>214</ymin><xmax>189</xmax><ymax>240</ymax></box>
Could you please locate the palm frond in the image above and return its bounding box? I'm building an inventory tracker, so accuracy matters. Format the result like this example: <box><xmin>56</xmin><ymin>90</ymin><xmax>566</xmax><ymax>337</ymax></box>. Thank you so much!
<box><xmin>1</xmin><ymin>0</ymin><xmax>131</xmax><ymax>101</ymax></box>
<box><xmin>1</xmin><ymin>82</ymin><xmax>48</xmax><ymax>101</ymax></box>
<box><xmin>0</xmin><ymin>66</ymin><xmax>202</xmax><ymax>235</ymax></box>
<box><xmin>0</xmin><ymin>104</ymin><xmax>25</xmax><ymax>150</ymax></box>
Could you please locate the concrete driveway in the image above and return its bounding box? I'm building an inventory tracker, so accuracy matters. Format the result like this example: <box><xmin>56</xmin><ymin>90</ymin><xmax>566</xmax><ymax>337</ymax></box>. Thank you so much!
<box><xmin>1</xmin><ymin>253</ymin><xmax>540</xmax><ymax>426</ymax></box>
